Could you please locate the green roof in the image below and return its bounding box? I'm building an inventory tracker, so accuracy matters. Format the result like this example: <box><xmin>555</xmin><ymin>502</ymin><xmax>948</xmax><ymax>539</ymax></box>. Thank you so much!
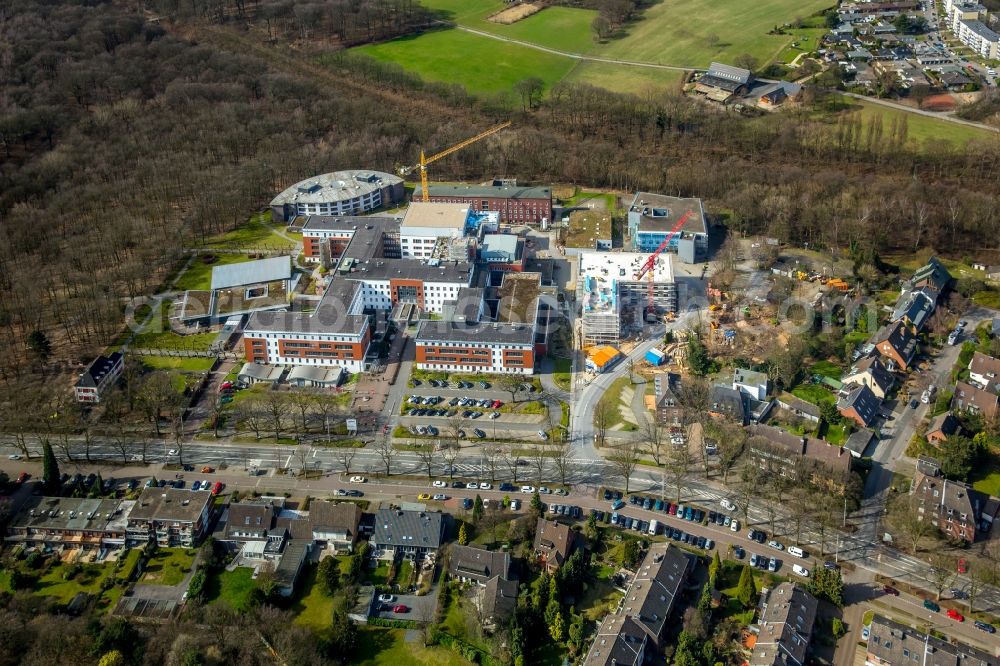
<box><xmin>414</xmin><ymin>183</ymin><xmax>551</xmax><ymax>200</ymax></box>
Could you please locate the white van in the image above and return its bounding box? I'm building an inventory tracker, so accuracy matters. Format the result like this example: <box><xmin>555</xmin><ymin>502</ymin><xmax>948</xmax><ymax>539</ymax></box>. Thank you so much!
<box><xmin>648</xmin><ymin>519</ymin><xmax>659</xmax><ymax>536</ymax></box>
<box><xmin>792</xmin><ymin>564</ymin><xmax>810</xmax><ymax>577</ymax></box>
<box><xmin>787</xmin><ymin>546</ymin><xmax>806</xmax><ymax>558</ymax></box>
<box><xmin>730</xmin><ymin>518</ymin><xmax>740</xmax><ymax>532</ymax></box>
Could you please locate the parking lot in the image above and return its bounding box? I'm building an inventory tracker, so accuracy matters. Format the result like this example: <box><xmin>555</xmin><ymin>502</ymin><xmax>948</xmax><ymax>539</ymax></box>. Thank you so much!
<box><xmin>371</xmin><ymin>588</ymin><xmax>438</xmax><ymax>623</ymax></box>
<box><xmin>399</xmin><ymin>380</ymin><xmax>551</xmax><ymax>442</ymax></box>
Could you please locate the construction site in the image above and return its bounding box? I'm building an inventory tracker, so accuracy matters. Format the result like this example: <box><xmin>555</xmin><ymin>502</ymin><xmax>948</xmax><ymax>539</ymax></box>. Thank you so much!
<box><xmin>576</xmin><ymin>250</ymin><xmax>677</xmax><ymax>346</ymax></box>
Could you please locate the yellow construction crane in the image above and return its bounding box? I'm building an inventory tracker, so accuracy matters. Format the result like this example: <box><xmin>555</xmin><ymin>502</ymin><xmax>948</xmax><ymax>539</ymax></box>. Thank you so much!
<box><xmin>399</xmin><ymin>121</ymin><xmax>512</xmax><ymax>201</ymax></box>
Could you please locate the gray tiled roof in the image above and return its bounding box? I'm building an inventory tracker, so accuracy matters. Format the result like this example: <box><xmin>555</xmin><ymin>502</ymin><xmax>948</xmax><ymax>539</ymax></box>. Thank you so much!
<box><xmin>372</xmin><ymin>509</ymin><xmax>444</xmax><ymax>550</ymax></box>
<box><xmin>866</xmin><ymin>614</ymin><xmax>997</xmax><ymax>666</ymax></box>
<box><xmin>211</xmin><ymin>256</ymin><xmax>291</xmax><ymax>291</ymax></box>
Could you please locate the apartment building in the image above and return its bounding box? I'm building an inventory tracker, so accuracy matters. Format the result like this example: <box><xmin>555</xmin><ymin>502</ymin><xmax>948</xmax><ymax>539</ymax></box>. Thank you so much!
<box><xmin>865</xmin><ymin>614</ymin><xmax>997</xmax><ymax>666</ymax></box>
<box><xmin>414</xmin><ymin>183</ymin><xmax>552</xmax><ymax>225</ymax></box>
<box><xmin>126</xmin><ymin>487</ymin><xmax>213</xmax><ymax>548</ymax></box>
<box><xmin>627</xmin><ymin>192</ymin><xmax>708</xmax><ymax>263</ymax></box>
<box><xmin>911</xmin><ymin>458</ymin><xmax>997</xmax><ymax>542</ymax></box>
<box><xmin>750</xmin><ymin>583</ymin><xmax>818</xmax><ymax>666</ymax></box>
<box><xmin>956</xmin><ymin>19</ymin><xmax>1000</xmax><ymax>59</ymax></box>
<box><xmin>6</xmin><ymin>497</ymin><xmax>134</xmax><ymax>551</ymax></box>
<box><xmin>371</xmin><ymin>509</ymin><xmax>445</xmax><ymax>560</ymax></box>
<box><xmin>74</xmin><ymin>352</ymin><xmax>124</xmax><ymax>404</ymax></box>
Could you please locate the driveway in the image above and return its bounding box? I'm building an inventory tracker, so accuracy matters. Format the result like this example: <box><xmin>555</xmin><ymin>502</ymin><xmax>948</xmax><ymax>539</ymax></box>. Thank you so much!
<box><xmin>373</xmin><ymin>588</ymin><xmax>438</xmax><ymax>624</ymax></box>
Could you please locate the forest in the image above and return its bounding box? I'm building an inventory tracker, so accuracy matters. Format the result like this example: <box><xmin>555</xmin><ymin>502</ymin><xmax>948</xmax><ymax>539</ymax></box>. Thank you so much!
<box><xmin>1</xmin><ymin>0</ymin><xmax>1000</xmax><ymax>380</ymax></box>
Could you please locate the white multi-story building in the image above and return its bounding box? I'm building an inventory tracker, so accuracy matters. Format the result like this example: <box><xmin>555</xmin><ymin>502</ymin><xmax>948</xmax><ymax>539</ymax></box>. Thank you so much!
<box><xmin>399</xmin><ymin>202</ymin><xmax>470</xmax><ymax>258</ymax></box>
<box><xmin>956</xmin><ymin>19</ymin><xmax>1000</xmax><ymax>58</ymax></box>
<box><xmin>269</xmin><ymin>170</ymin><xmax>404</xmax><ymax>222</ymax></box>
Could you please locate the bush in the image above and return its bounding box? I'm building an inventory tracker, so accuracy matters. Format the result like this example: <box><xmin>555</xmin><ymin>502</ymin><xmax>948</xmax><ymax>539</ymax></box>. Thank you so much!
<box><xmin>832</xmin><ymin>617</ymin><xmax>846</xmax><ymax>638</ymax></box>
<box><xmin>367</xmin><ymin>617</ymin><xmax>417</xmax><ymax>629</ymax></box>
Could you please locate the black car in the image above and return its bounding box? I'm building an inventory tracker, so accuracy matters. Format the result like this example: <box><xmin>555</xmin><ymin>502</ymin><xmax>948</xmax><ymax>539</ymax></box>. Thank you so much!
<box><xmin>694</xmin><ymin>509</ymin><xmax>705</xmax><ymax>522</ymax></box>
<box><xmin>85</xmin><ymin>473</ymin><xmax>97</xmax><ymax>487</ymax></box>
<box><xmin>696</xmin><ymin>536</ymin><xmax>706</xmax><ymax>549</ymax></box>
<box><xmin>974</xmin><ymin>620</ymin><xmax>996</xmax><ymax>633</ymax></box>
<box><xmin>708</xmin><ymin>511</ymin><xmax>717</xmax><ymax>523</ymax></box>
<box><xmin>909</xmin><ymin>399</ymin><xmax>919</xmax><ymax>409</ymax></box>
<box><xmin>613</xmin><ymin>491</ymin><xmax>623</xmax><ymax>500</ymax></box>
<box><xmin>603</xmin><ymin>489</ymin><xmax>613</xmax><ymax>500</ymax></box>
<box><xmin>733</xmin><ymin>546</ymin><xmax>745</xmax><ymax>559</ymax></box>
<box><xmin>629</xmin><ymin>495</ymin><xmax>640</xmax><ymax>505</ymax></box>
<box><xmin>671</xmin><ymin>529</ymin><xmax>682</xmax><ymax>541</ymax></box>
<box><xmin>642</xmin><ymin>498</ymin><xmax>653</xmax><ymax>510</ymax></box>
<box><xmin>451</xmin><ymin>481</ymin><xmax>464</xmax><ymax>488</ymax></box>
<box><xmin>500</xmin><ymin>483</ymin><xmax>516</xmax><ymax>492</ymax></box>
<box><xmin>462</xmin><ymin>410</ymin><xmax>473</xmax><ymax>418</ymax></box>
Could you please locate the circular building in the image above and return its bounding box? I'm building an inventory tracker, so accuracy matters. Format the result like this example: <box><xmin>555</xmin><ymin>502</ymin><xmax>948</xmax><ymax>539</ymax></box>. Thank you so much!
<box><xmin>269</xmin><ymin>169</ymin><xmax>405</xmax><ymax>222</ymax></box>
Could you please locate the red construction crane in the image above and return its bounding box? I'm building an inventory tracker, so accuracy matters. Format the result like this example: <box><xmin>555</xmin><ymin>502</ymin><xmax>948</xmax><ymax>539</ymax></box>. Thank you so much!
<box><xmin>633</xmin><ymin>209</ymin><xmax>694</xmax><ymax>316</ymax></box>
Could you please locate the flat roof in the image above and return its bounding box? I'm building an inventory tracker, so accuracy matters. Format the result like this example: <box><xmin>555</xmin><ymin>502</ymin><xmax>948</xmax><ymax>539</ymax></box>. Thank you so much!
<box><xmin>211</xmin><ymin>256</ymin><xmax>292</xmax><ymax>291</ymax></box>
<box><xmin>245</xmin><ymin>307</ymin><xmax>369</xmax><ymax>336</ymax></box>
<box><xmin>9</xmin><ymin>497</ymin><xmax>129</xmax><ymax>533</ymax></box>
<box><xmin>129</xmin><ymin>487</ymin><xmax>211</xmax><ymax>523</ymax></box>
<box><xmin>497</xmin><ymin>272</ymin><xmax>541</xmax><ymax>324</ymax></box>
<box><xmin>401</xmin><ymin>202</ymin><xmax>470</xmax><ymax>230</ymax></box>
<box><xmin>344</xmin><ymin>258</ymin><xmax>473</xmax><ymax>285</ymax></box>
<box><xmin>579</xmin><ymin>251</ymin><xmax>674</xmax><ymax>284</ymax></box>
<box><xmin>629</xmin><ymin>193</ymin><xmax>708</xmax><ymax>235</ymax></box>
<box><xmin>481</xmin><ymin>234</ymin><xmax>519</xmax><ymax>259</ymax></box>
<box><xmin>564</xmin><ymin>210</ymin><xmax>611</xmax><ymax>249</ymax></box>
<box><xmin>416</xmin><ymin>319</ymin><xmax>534</xmax><ymax>346</ymax></box>
<box><xmin>414</xmin><ymin>183</ymin><xmax>552</xmax><ymax>200</ymax></box>
<box><xmin>302</xmin><ymin>215</ymin><xmax>399</xmax><ymax>233</ymax></box>
<box><xmin>270</xmin><ymin>170</ymin><xmax>402</xmax><ymax>207</ymax></box>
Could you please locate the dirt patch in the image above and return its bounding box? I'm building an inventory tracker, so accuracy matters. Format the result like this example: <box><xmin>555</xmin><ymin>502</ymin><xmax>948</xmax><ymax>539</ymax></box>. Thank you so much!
<box><xmin>488</xmin><ymin>2</ymin><xmax>544</xmax><ymax>24</ymax></box>
<box><xmin>920</xmin><ymin>93</ymin><xmax>958</xmax><ymax>112</ymax></box>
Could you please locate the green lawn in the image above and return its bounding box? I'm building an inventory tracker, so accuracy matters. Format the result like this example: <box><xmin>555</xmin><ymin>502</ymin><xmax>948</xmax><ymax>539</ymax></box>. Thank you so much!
<box><xmin>200</xmin><ymin>211</ymin><xmax>297</xmax><ymax>251</ymax></box>
<box><xmin>141</xmin><ymin>548</ymin><xmax>195</xmax><ymax>586</ymax></box>
<box><xmin>792</xmin><ymin>383</ymin><xmax>836</xmax><ymax>406</ymax></box>
<box><xmin>563</xmin><ymin>61</ymin><xmax>685</xmax><ymax>95</ymax></box>
<box><xmin>0</xmin><ymin>570</ymin><xmax>11</xmax><ymax>594</ymax></box>
<box><xmin>33</xmin><ymin>563</ymin><xmax>117</xmax><ymax>605</ymax></box>
<box><xmin>291</xmin><ymin>565</ymin><xmax>335</xmax><ymax>630</ymax></box>
<box><xmin>355</xmin><ymin>628</ymin><xmax>473</xmax><ymax>666</ymax></box>
<box><xmin>366</xmin><ymin>562</ymin><xmax>391</xmax><ymax>587</ymax></box>
<box><xmin>206</xmin><ymin>567</ymin><xmax>258</xmax><ymax>611</ymax></box>
<box><xmin>138</xmin><ymin>355</ymin><xmax>216</xmax><ymax>372</ymax></box>
<box><xmin>823</xmin><ymin>422</ymin><xmax>850</xmax><ymax>446</ymax></box>
<box><xmin>972</xmin><ymin>290</ymin><xmax>1000</xmax><ymax>309</ymax></box>
<box><xmin>834</xmin><ymin>97</ymin><xmax>998</xmax><ymax>149</ymax></box>
<box><xmin>552</xmin><ymin>357</ymin><xmax>572</xmax><ymax>392</ymax></box>
<box><xmin>174</xmin><ymin>253</ymin><xmax>254</xmax><ymax>292</ymax></box>
<box><xmin>116</xmin><ymin>549</ymin><xmax>142</xmax><ymax>582</ymax></box>
<box><xmin>598</xmin><ymin>0</ymin><xmax>833</xmax><ymax>67</ymax></box>
<box><xmin>595</xmin><ymin>375</ymin><xmax>635</xmax><ymax>430</ymax></box>
<box><xmin>970</xmin><ymin>454</ymin><xmax>1000</xmax><ymax>497</ymax></box>
<box><xmin>810</xmin><ymin>360</ymin><xmax>842</xmax><ymax>379</ymax></box>
<box><xmin>354</xmin><ymin>29</ymin><xmax>576</xmax><ymax>96</ymax></box>
<box><xmin>775</xmin><ymin>27</ymin><xmax>826</xmax><ymax>64</ymax></box>
<box><xmin>131</xmin><ymin>300</ymin><xmax>216</xmax><ymax>352</ymax></box>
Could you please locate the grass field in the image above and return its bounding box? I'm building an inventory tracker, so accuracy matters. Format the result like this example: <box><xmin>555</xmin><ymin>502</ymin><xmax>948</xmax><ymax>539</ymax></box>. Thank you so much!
<box><xmin>291</xmin><ymin>565</ymin><xmax>335</xmax><ymax>630</ymax></box>
<box><xmin>552</xmin><ymin>357</ymin><xmax>572</xmax><ymax>391</ymax></box>
<box><xmin>200</xmin><ymin>211</ymin><xmax>296</xmax><ymax>251</ymax></box>
<box><xmin>131</xmin><ymin>300</ymin><xmax>216</xmax><ymax>352</ymax></box>
<box><xmin>355</xmin><ymin>628</ymin><xmax>473</xmax><ymax>666</ymax></box>
<box><xmin>835</xmin><ymin>98</ymin><xmax>998</xmax><ymax>149</ymax></box>
<box><xmin>34</xmin><ymin>563</ymin><xmax>117</xmax><ymax>605</ymax></box>
<box><xmin>564</xmin><ymin>61</ymin><xmax>685</xmax><ymax>95</ymax></box>
<box><xmin>810</xmin><ymin>360</ymin><xmax>842</xmax><ymax>379</ymax></box>
<box><xmin>141</xmin><ymin>548</ymin><xmax>195</xmax><ymax>586</ymax></box>
<box><xmin>138</xmin><ymin>355</ymin><xmax>216</xmax><ymax>372</ymax></box>
<box><xmin>207</xmin><ymin>567</ymin><xmax>257</xmax><ymax>611</ymax></box>
<box><xmin>356</xmin><ymin>29</ymin><xmax>575</xmax><ymax>95</ymax></box>
<box><xmin>175</xmin><ymin>253</ymin><xmax>253</xmax><ymax>292</ymax></box>
<box><xmin>970</xmin><ymin>455</ymin><xmax>1000</xmax><ymax>497</ymax></box>
<box><xmin>792</xmin><ymin>383</ymin><xmax>836</xmax><ymax>406</ymax></box>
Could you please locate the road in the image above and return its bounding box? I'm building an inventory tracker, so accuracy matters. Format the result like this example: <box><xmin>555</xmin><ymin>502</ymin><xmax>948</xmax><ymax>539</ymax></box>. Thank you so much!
<box><xmin>569</xmin><ymin>324</ymin><xmax>666</xmax><ymax>460</ymax></box>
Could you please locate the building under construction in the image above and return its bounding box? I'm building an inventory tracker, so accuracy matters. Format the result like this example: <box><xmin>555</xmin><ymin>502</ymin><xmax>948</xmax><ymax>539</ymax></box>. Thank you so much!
<box><xmin>577</xmin><ymin>251</ymin><xmax>677</xmax><ymax>346</ymax></box>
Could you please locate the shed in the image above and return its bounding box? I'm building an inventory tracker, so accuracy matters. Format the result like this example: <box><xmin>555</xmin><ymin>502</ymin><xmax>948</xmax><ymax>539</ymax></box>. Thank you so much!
<box><xmin>587</xmin><ymin>346</ymin><xmax>623</xmax><ymax>373</ymax></box>
<box><xmin>645</xmin><ymin>348</ymin><xmax>666</xmax><ymax>366</ymax></box>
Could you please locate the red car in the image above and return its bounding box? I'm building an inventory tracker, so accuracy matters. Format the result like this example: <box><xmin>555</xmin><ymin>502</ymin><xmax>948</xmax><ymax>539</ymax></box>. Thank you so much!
<box><xmin>882</xmin><ymin>585</ymin><xmax>899</xmax><ymax>596</ymax></box>
<box><xmin>946</xmin><ymin>609</ymin><xmax>965</xmax><ymax>622</ymax></box>
<box><xmin>211</xmin><ymin>481</ymin><xmax>224</xmax><ymax>495</ymax></box>
<box><xmin>15</xmin><ymin>472</ymin><xmax>29</xmax><ymax>485</ymax></box>
<box><xmin>667</xmin><ymin>503</ymin><xmax>678</xmax><ymax>515</ymax></box>
<box><xmin>219</xmin><ymin>382</ymin><xmax>233</xmax><ymax>390</ymax></box>
<box><xmin>957</xmin><ymin>558</ymin><xmax>967</xmax><ymax>574</ymax></box>
<box><xmin>492</xmin><ymin>400</ymin><xmax>503</xmax><ymax>408</ymax></box>
<box><xmin>392</xmin><ymin>604</ymin><xmax>409</xmax><ymax>613</ymax></box>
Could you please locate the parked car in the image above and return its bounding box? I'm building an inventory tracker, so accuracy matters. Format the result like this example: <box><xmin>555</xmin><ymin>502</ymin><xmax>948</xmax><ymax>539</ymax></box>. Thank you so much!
<box><xmin>466</xmin><ymin>482</ymin><xmax>479</xmax><ymax>490</ymax></box>
<box><xmin>521</xmin><ymin>485</ymin><xmax>535</xmax><ymax>493</ymax></box>
<box><xmin>418</xmin><ymin>493</ymin><xmax>432</xmax><ymax>500</ymax></box>
<box><xmin>750</xmin><ymin>553</ymin><xmax>759</xmax><ymax>567</ymax></box>
<box><xmin>611</xmin><ymin>499</ymin><xmax>625</xmax><ymax>510</ymax></box>
<box><xmin>451</xmin><ymin>481</ymin><xmax>464</xmax><ymax>488</ymax></box>
<box><xmin>733</xmin><ymin>546</ymin><xmax>745</xmax><ymax>559</ymax></box>
<box><xmin>432</xmin><ymin>494</ymin><xmax>448</xmax><ymax>501</ymax></box>
<box><xmin>349</xmin><ymin>476</ymin><xmax>367</xmax><ymax>483</ymax></box>
<box><xmin>392</xmin><ymin>605</ymin><xmax>409</xmax><ymax>614</ymax></box>
<box><xmin>957</xmin><ymin>558</ymin><xmax>968</xmax><ymax>574</ymax></box>
<box><xmin>792</xmin><ymin>564</ymin><xmax>810</xmax><ymax>577</ymax></box>
<box><xmin>974</xmin><ymin>620</ymin><xmax>996</xmax><ymax>633</ymax></box>
<box><xmin>767</xmin><ymin>540</ymin><xmax>784</xmax><ymax>551</ymax></box>
<box><xmin>378</xmin><ymin>594</ymin><xmax>396</xmax><ymax>603</ymax></box>
<box><xmin>461</xmin><ymin>498</ymin><xmax>473</xmax><ymax>509</ymax></box>
<box><xmin>923</xmin><ymin>599</ymin><xmax>940</xmax><ymax>612</ymax></box>
<box><xmin>787</xmin><ymin>546</ymin><xmax>805</xmax><ymax>558</ymax></box>
<box><xmin>768</xmin><ymin>557</ymin><xmax>778</xmax><ymax>572</ymax></box>
<box><xmin>433</xmin><ymin>480</ymin><xmax>447</xmax><ymax>488</ymax></box>
<box><xmin>883</xmin><ymin>585</ymin><xmax>899</xmax><ymax>596</ymax></box>
<box><xmin>946</xmin><ymin>609</ymin><xmax>964</xmax><ymax>622</ymax></box>
<box><xmin>824</xmin><ymin>561</ymin><xmax>840</xmax><ymax>570</ymax></box>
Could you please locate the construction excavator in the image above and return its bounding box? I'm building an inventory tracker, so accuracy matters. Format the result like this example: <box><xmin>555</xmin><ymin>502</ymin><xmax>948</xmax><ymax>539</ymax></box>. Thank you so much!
<box><xmin>634</xmin><ymin>209</ymin><xmax>694</xmax><ymax>320</ymax></box>
<box><xmin>398</xmin><ymin>122</ymin><xmax>512</xmax><ymax>201</ymax></box>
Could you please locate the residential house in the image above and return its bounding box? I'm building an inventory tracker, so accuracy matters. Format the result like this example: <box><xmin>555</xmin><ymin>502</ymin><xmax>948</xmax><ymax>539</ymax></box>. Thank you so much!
<box><xmin>709</xmin><ymin>385</ymin><xmax>748</xmax><ymax>425</ymax></box>
<box><xmin>734</xmin><ymin>368</ymin><xmax>768</xmax><ymax>401</ymax></box>
<box><xmin>838</xmin><ymin>383</ymin><xmax>881</xmax><ymax>428</ymax></box>
<box><xmin>872</xmin><ymin>321</ymin><xmax>918</xmax><ymax>371</ymax></box>
<box><xmin>301</xmin><ymin>501</ymin><xmax>362</xmax><ymax>552</ymax></box>
<box><xmin>371</xmin><ymin>509</ymin><xmax>445</xmax><ymax>560</ymax></box>
<box><xmin>126</xmin><ymin>487</ymin><xmax>213</xmax><ymax>548</ymax></box>
<box><xmin>843</xmin><ymin>428</ymin><xmax>875</xmax><ymax>458</ymax></box>
<box><xmin>890</xmin><ymin>288</ymin><xmax>936</xmax><ymax>332</ymax></box>
<box><xmin>750</xmin><ymin>583</ymin><xmax>818</xmax><ymax>666</ymax></box>
<box><xmin>865</xmin><ymin>614</ymin><xmax>997</xmax><ymax>666</ymax></box>
<box><xmin>952</xmin><ymin>381</ymin><xmax>999</xmax><ymax>421</ymax></box>
<box><xmin>583</xmin><ymin>544</ymin><xmax>693</xmax><ymax>665</ymax></box>
<box><xmin>74</xmin><ymin>352</ymin><xmax>124</xmax><ymax>404</ymax></box>
<box><xmin>480</xmin><ymin>575</ymin><xmax>519</xmax><ymax>628</ymax></box>
<box><xmin>911</xmin><ymin>256</ymin><xmax>952</xmax><ymax>292</ymax></box>
<box><xmin>448</xmin><ymin>544</ymin><xmax>510</xmax><ymax>585</ymax></box>
<box><xmin>925</xmin><ymin>412</ymin><xmax>960</xmax><ymax>444</ymax></box>
<box><xmin>533</xmin><ymin>518</ymin><xmax>574</xmax><ymax>573</ymax></box>
<box><xmin>653</xmin><ymin>373</ymin><xmax>683</xmax><ymax>426</ymax></box>
<box><xmin>911</xmin><ymin>459</ymin><xmax>996</xmax><ymax>542</ymax></box>
<box><xmin>968</xmin><ymin>351</ymin><xmax>1000</xmax><ymax>391</ymax></box>
<box><xmin>747</xmin><ymin>424</ymin><xmax>853</xmax><ymax>490</ymax></box>
<box><xmin>841</xmin><ymin>355</ymin><xmax>894</xmax><ymax>399</ymax></box>
<box><xmin>776</xmin><ymin>393</ymin><xmax>822</xmax><ymax>423</ymax></box>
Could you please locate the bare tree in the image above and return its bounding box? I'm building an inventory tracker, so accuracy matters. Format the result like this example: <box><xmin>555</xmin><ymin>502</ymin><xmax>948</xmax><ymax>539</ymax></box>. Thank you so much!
<box><xmin>112</xmin><ymin>426</ymin><xmax>132</xmax><ymax>464</ymax></box>
<box><xmin>715</xmin><ymin>427</ymin><xmax>746</xmax><ymax>484</ymax></box>
<box><xmin>240</xmin><ymin>398</ymin><xmax>265</xmax><ymax>440</ymax></box>
<box><xmin>552</xmin><ymin>440</ymin><xmax>573</xmax><ymax>486</ymax></box>
<box><xmin>928</xmin><ymin>553</ymin><xmax>956</xmax><ymax>601</ymax></box>
<box><xmin>374</xmin><ymin>435</ymin><xmax>394</xmax><ymax>477</ymax></box>
<box><xmin>887</xmin><ymin>493</ymin><xmax>940</xmax><ymax>554</ymax></box>
<box><xmin>498</xmin><ymin>375</ymin><xmax>522</xmax><ymax>404</ymax></box>
<box><xmin>139</xmin><ymin>371</ymin><xmax>177</xmax><ymax>438</ymax></box>
<box><xmin>261</xmin><ymin>392</ymin><xmax>290</xmax><ymax>442</ymax></box>
<box><xmin>642</xmin><ymin>419</ymin><xmax>667</xmax><ymax>466</ymax></box>
<box><xmin>594</xmin><ymin>400</ymin><xmax>615</xmax><ymax>450</ymax></box>
<box><xmin>665</xmin><ymin>441</ymin><xmax>693</xmax><ymax>503</ymax></box>
<box><xmin>528</xmin><ymin>443</ymin><xmax>548</xmax><ymax>485</ymax></box>
<box><xmin>332</xmin><ymin>445</ymin><xmax>357</xmax><ymax>475</ymax></box>
<box><xmin>311</xmin><ymin>393</ymin><xmax>337</xmax><ymax>440</ymax></box>
<box><xmin>288</xmin><ymin>391</ymin><xmax>314</xmax><ymax>438</ymax></box>
<box><xmin>608</xmin><ymin>439</ymin><xmax>642</xmax><ymax>494</ymax></box>
<box><xmin>415</xmin><ymin>444</ymin><xmax>436</xmax><ymax>479</ymax></box>
<box><xmin>501</xmin><ymin>446</ymin><xmax>521</xmax><ymax>484</ymax></box>
<box><xmin>482</xmin><ymin>444</ymin><xmax>502</xmax><ymax>483</ymax></box>
<box><xmin>735</xmin><ymin>461</ymin><xmax>765</xmax><ymax>523</ymax></box>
